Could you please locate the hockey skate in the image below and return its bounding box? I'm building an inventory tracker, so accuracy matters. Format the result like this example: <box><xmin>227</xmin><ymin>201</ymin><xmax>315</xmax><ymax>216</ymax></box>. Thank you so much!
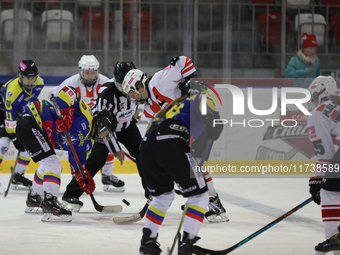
<box><xmin>11</xmin><ymin>173</ymin><xmax>32</xmax><ymax>190</ymax></box>
<box><xmin>139</xmin><ymin>228</ymin><xmax>162</xmax><ymax>255</ymax></box>
<box><xmin>205</xmin><ymin>193</ymin><xmax>229</xmax><ymax>223</ymax></box>
<box><xmin>178</xmin><ymin>232</ymin><xmax>201</xmax><ymax>255</ymax></box>
<box><xmin>41</xmin><ymin>192</ymin><xmax>72</xmax><ymax>223</ymax></box>
<box><xmin>62</xmin><ymin>197</ymin><xmax>83</xmax><ymax>212</ymax></box>
<box><xmin>25</xmin><ymin>188</ymin><xmax>43</xmax><ymax>214</ymax></box>
<box><xmin>315</xmin><ymin>228</ymin><xmax>340</xmax><ymax>255</ymax></box>
<box><xmin>102</xmin><ymin>174</ymin><xmax>125</xmax><ymax>192</ymax></box>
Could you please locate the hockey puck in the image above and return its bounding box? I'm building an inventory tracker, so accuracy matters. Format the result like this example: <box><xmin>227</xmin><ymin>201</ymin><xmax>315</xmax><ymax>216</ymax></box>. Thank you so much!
<box><xmin>122</xmin><ymin>199</ymin><xmax>130</xmax><ymax>206</ymax></box>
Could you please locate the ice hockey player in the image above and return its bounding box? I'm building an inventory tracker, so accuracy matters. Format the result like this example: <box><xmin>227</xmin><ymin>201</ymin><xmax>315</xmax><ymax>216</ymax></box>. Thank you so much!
<box><xmin>307</xmin><ymin>75</ymin><xmax>340</xmax><ymax>254</ymax></box>
<box><xmin>61</xmin><ymin>60</ymin><xmax>145</xmax><ymax>212</ymax></box>
<box><xmin>17</xmin><ymin>85</ymin><xmax>117</xmax><ymax>222</ymax></box>
<box><xmin>1</xmin><ymin>60</ymin><xmax>44</xmax><ymax>190</ymax></box>
<box><xmin>50</xmin><ymin>55</ymin><xmax>126</xmax><ymax>193</ymax></box>
<box><xmin>138</xmin><ymin>80</ymin><xmax>223</xmax><ymax>255</ymax></box>
<box><xmin>122</xmin><ymin>56</ymin><xmax>228</xmax><ymax>223</ymax></box>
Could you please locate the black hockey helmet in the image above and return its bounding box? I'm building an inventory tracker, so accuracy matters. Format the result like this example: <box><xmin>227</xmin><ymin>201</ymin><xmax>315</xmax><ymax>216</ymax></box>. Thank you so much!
<box><xmin>113</xmin><ymin>61</ymin><xmax>136</xmax><ymax>84</ymax></box>
<box><xmin>92</xmin><ymin>110</ymin><xmax>118</xmax><ymax>139</ymax></box>
<box><xmin>179</xmin><ymin>79</ymin><xmax>206</xmax><ymax>97</ymax></box>
<box><xmin>18</xmin><ymin>60</ymin><xmax>39</xmax><ymax>91</ymax></box>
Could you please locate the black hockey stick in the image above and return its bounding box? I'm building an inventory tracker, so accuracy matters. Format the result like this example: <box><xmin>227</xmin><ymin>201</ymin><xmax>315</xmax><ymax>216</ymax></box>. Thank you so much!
<box><xmin>3</xmin><ymin>151</ymin><xmax>20</xmax><ymax>197</ymax></box>
<box><xmin>51</xmin><ymin>95</ymin><xmax>122</xmax><ymax>213</ymax></box>
<box><xmin>123</xmin><ymin>151</ymin><xmax>136</xmax><ymax>163</ymax></box>
<box><xmin>113</xmin><ymin>151</ymin><xmax>151</xmax><ymax>224</ymax></box>
<box><xmin>194</xmin><ymin>197</ymin><xmax>313</xmax><ymax>254</ymax></box>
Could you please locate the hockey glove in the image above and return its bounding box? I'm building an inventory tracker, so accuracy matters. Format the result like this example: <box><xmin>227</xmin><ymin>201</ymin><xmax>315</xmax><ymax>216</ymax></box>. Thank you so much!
<box><xmin>11</xmin><ymin>136</ymin><xmax>25</xmax><ymax>152</ymax></box>
<box><xmin>170</xmin><ymin>56</ymin><xmax>179</xmax><ymax>66</ymax></box>
<box><xmin>309</xmin><ymin>176</ymin><xmax>322</xmax><ymax>205</ymax></box>
<box><xmin>203</xmin><ymin>113</ymin><xmax>223</xmax><ymax>142</ymax></box>
<box><xmin>75</xmin><ymin>166</ymin><xmax>95</xmax><ymax>194</ymax></box>
<box><xmin>56</xmin><ymin>108</ymin><xmax>76</xmax><ymax>133</ymax></box>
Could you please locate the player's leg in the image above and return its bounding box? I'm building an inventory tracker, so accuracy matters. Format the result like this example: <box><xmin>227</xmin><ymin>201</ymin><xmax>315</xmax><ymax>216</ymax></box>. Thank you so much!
<box><xmin>11</xmin><ymin>151</ymin><xmax>32</xmax><ymax>190</ymax></box>
<box><xmin>315</xmin><ymin>188</ymin><xmax>340</xmax><ymax>254</ymax></box>
<box><xmin>17</xmin><ymin>115</ymin><xmax>71</xmax><ymax>222</ymax></box>
<box><xmin>139</xmin><ymin>139</ymin><xmax>175</xmax><ymax>255</ymax></box>
<box><xmin>101</xmin><ymin>152</ymin><xmax>125</xmax><ymax>192</ymax></box>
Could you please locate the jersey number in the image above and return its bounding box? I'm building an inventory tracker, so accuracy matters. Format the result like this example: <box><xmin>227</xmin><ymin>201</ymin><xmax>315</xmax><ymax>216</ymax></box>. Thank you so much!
<box><xmin>6</xmin><ymin>112</ymin><xmax>12</xmax><ymax>121</ymax></box>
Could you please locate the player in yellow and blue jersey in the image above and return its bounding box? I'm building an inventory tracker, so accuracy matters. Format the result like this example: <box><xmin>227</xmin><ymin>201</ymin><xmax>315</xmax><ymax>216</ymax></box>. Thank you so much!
<box><xmin>16</xmin><ymin>85</ymin><xmax>117</xmax><ymax>222</ymax></box>
<box><xmin>139</xmin><ymin>80</ymin><xmax>223</xmax><ymax>255</ymax></box>
<box><xmin>0</xmin><ymin>60</ymin><xmax>44</xmax><ymax>190</ymax></box>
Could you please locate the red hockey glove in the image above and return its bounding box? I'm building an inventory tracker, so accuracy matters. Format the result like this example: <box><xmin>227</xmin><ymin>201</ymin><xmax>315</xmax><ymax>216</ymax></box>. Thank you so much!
<box><xmin>56</xmin><ymin>108</ymin><xmax>75</xmax><ymax>133</ymax></box>
<box><xmin>309</xmin><ymin>176</ymin><xmax>323</xmax><ymax>205</ymax></box>
<box><xmin>75</xmin><ymin>166</ymin><xmax>95</xmax><ymax>194</ymax></box>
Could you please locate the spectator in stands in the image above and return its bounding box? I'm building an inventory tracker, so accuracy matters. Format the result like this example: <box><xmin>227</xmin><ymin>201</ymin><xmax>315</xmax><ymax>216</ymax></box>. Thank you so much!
<box><xmin>286</xmin><ymin>33</ymin><xmax>320</xmax><ymax>88</ymax></box>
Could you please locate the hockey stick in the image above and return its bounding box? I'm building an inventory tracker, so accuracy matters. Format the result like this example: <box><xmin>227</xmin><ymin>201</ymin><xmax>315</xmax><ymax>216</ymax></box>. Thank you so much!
<box><xmin>113</xmin><ymin>198</ymin><xmax>151</xmax><ymax>224</ymax></box>
<box><xmin>123</xmin><ymin>151</ymin><xmax>136</xmax><ymax>163</ymax></box>
<box><xmin>194</xmin><ymin>197</ymin><xmax>313</xmax><ymax>255</ymax></box>
<box><xmin>3</xmin><ymin>151</ymin><xmax>20</xmax><ymax>197</ymax></box>
<box><xmin>51</xmin><ymin>95</ymin><xmax>122</xmax><ymax>213</ymax></box>
<box><xmin>167</xmin><ymin>203</ymin><xmax>189</xmax><ymax>255</ymax></box>
<box><xmin>113</xmin><ymin>151</ymin><xmax>152</xmax><ymax>224</ymax></box>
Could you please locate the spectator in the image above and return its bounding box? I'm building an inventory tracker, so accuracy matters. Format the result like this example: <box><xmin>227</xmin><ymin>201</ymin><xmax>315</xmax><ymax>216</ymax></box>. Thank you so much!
<box><xmin>286</xmin><ymin>33</ymin><xmax>320</xmax><ymax>88</ymax></box>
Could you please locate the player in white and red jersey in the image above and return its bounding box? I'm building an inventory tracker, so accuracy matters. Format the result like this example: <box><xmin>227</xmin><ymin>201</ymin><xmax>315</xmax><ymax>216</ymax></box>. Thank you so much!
<box><xmin>122</xmin><ymin>56</ymin><xmax>195</xmax><ymax>123</ymax></box>
<box><xmin>50</xmin><ymin>55</ymin><xmax>123</xmax><ymax>195</ymax></box>
<box><xmin>307</xmin><ymin>75</ymin><xmax>340</xmax><ymax>254</ymax></box>
<box><xmin>122</xmin><ymin>56</ymin><xmax>229</xmax><ymax>223</ymax></box>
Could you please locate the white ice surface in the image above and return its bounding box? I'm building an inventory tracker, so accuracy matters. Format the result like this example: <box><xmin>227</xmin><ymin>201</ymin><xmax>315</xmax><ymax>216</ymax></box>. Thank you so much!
<box><xmin>0</xmin><ymin>174</ymin><xmax>323</xmax><ymax>255</ymax></box>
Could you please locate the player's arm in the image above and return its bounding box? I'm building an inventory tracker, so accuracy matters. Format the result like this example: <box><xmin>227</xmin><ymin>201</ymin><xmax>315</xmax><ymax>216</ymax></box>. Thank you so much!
<box><xmin>170</xmin><ymin>56</ymin><xmax>196</xmax><ymax>79</ymax></box>
<box><xmin>53</xmin><ymin>86</ymin><xmax>78</xmax><ymax>133</ymax></box>
<box><xmin>307</xmin><ymin>110</ymin><xmax>334</xmax><ymax>205</ymax></box>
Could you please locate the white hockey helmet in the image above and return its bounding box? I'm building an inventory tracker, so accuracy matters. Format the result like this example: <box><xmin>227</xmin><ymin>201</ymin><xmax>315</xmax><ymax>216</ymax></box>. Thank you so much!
<box><xmin>78</xmin><ymin>55</ymin><xmax>100</xmax><ymax>87</ymax></box>
<box><xmin>308</xmin><ymin>75</ymin><xmax>337</xmax><ymax>105</ymax></box>
<box><xmin>122</xmin><ymin>69</ymin><xmax>147</xmax><ymax>103</ymax></box>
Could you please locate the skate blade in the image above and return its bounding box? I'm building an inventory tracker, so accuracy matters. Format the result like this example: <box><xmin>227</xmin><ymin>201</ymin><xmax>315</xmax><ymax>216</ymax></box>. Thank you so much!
<box><xmin>24</xmin><ymin>206</ymin><xmax>43</xmax><ymax>214</ymax></box>
<box><xmin>103</xmin><ymin>185</ymin><xmax>125</xmax><ymax>193</ymax></box>
<box><xmin>11</xmin><ymin>184</ymin><xmax>30</xmax><ymax>191</ymax></box>
<box><xmin>62</xmin><ymin>201</ymin><xmax>82</xmax><ymax>212</ymax></box>
<box><xmin>41</xmin><ymin>213</ymin><xmax>72</xmax><ymax>223</ymax></box>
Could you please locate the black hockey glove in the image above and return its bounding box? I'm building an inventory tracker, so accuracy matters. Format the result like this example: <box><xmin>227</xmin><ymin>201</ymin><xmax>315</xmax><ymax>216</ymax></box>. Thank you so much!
<box><xmin>203</xmin><ymin>113</ymin><xmax>223</xmax><ymax>142</ymax></box>
<box><xmin>170</xmin><ymin>56</ymin><xmax>179</xmax><ymax>66</ymax></box>
<box><xmin>309</xmin><ymin>176</ymin><xmax>322</xmax><ymax>205</ymax></box>
<box><xmin>11</xmin><ymin>136</ymin><xmax>25</xmax><ymax>152</ymax></box>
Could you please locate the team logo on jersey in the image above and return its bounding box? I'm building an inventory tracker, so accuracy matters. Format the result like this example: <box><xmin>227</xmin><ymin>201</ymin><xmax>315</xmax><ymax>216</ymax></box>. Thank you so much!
<box><xmin>7</xmin><ymin>92</ymin><xmax>12</xmax><ymax>98</ymax></box>
<box><xmin>308</xmin><ymin>126</ymin><xmax>316</xmax><ymax>139</ymax></box>
<box><xmin>66</xmin><ymin>88</ymin><xmax>76</xmax><ymax>102</ymax></box>
<box><xmin>1</xmin><ymin>146</ymin><xmax>8</xmax><ymax>154</ymax></box>
<box><xmin>120</xmin><ymin>102</ymin><xmax>125</xmax><ymax>108</ymax></box>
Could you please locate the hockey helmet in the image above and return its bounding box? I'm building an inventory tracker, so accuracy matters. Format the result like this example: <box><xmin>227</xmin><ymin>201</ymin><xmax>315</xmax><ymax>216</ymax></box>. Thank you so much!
<box><xmin>78</xmin><ymin>55</ymin><xmax>100</xmax><ymax>87</ymax></box>
<box><xmin>18</xmin><ymin>60</ymin><xmax>39</xmax><ymax>91</ymax></box>
<box><xmin>308</xmin><ymin>75</ymin><xmax>337</xmax><ymax>105</ymax></box>
<box><xmin>122</xmin><ymin>69</ymin><xmax>147</xmax><ymax>103</ymax></box>
<box><xmin>92</xmin><ymin>110</ymin><xmax>118</xmax><ymax>139</ymax></box>
<box><xmin>113</xmin><ymin>61</ymin><xmax>136</xmax><ymax>85</ymax></box>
